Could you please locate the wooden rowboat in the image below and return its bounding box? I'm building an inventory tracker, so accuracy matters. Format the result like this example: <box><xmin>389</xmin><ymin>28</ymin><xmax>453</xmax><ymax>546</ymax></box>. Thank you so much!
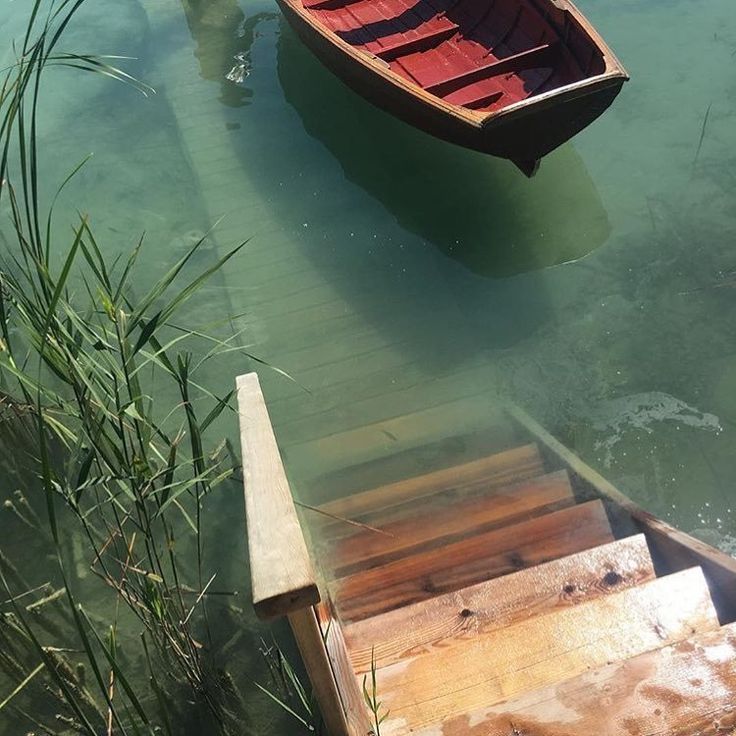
<box><xmin>238</xmin><ymin>371</ymin><xmax>736</xmax><ymax>735</ymax></box>
<box><xmin>275</xmin><ymin>0</ymin><xmax>628</xmax><ymax>175</ymax></box>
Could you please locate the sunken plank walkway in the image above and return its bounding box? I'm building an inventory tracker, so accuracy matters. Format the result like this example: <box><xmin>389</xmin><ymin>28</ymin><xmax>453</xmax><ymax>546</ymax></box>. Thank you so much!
<box><xmin>148</xmin><ymin>0</ymin><xmax>513</xmax><ymax>501</ymax></box>
<box><xmin>238</xmin><ymin>372</ymin><xmax>736</xmax><ymax>736</ymax></box>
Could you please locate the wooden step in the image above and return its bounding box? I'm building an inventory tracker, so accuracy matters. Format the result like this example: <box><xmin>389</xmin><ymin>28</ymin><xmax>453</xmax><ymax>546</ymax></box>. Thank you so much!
<box><xmin>308</xmin><ymin>424</ymin><xmax>526</xmax><ymax>506</ymax></box>
<box><xmin>410</xmin><ymin>620</ymin><xmax>736</xmax><ymax>736</ymax></box>
<box><xmin>327</xmin><ymin>470</ymin><xmax>575</xmax><ymax>576</ymax></box>
<box><xmin>315</xmin><ymin>443</ymin><xmax>544</xmax><ymax>534</ymax></box>
<box><xmin>315</xmin><ymin>604</ymin><xmax>372</xmax><ymax>735</ymax></box>
<box><xmin>283</xmin><ymin>395</ymin><xmax>511</xmax><ymax>481</ymax></box>
<box><xmin>330</xmin><ymin>499</ymin><xmax>614</xmax><ymax>621</ymax></box>
<box><xmin>343</xmin><ymin>534</ymin><xmax>656</xmax><ymax>673</ymax></box>
<box><xmin>374</xmin><ymin>567</ymin><xmax>720</xmax><ymax>734</ymax></box>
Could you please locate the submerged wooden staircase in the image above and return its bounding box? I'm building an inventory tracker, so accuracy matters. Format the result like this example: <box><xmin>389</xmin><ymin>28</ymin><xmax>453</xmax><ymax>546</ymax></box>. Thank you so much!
<box><xmin>237</xmin><ymin>372</ymin><xmax>736</xmax><ymax>736</ymax></box>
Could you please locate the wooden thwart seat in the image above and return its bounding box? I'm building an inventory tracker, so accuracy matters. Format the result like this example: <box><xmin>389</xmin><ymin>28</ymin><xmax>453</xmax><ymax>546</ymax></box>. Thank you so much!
<box><xmin>426</xmin><ymin>43</ymin><xmax>559</xmax><ymax>97</ymax></box>
<box><xmin>343</xmin><ymin>534</ymin><xmax>656</xmax><ymax>672</ymax></box>
<box><xmin>374</xmin><ymin>24</ymin><xmax>459</xmax><ymax>61</ymax></box>
<box><xmin>330</xmin><ymin>499</ymin><xmax>614</xmax><ymax>621</ymax></box>
<box><xmin>303</xmin><ymin>0</ymin><xmax>359</xmax><ymax>11</ymax></box>
<box><xmin>375</xmin><ymin>567</ymin><xmax>719</xmax><ymax>733</ymax></box>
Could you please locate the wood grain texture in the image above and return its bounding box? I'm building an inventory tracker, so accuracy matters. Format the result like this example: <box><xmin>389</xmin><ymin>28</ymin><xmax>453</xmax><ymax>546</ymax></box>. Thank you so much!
<box><xmin>315</xmin><ymin>603</ymin><xmax>372</xmax><ymax>736</ymax></box>
<box><xmin>327</xmin><ymin>470</ymin><xmax>575</xmax><ymax>576</ymax></box>
<box><xmin>376</xmin><ymin>567</ymin><xmax>720</xmax><ymax>734</ymax></box>
<box><xmin>343</xmin><ymin>534</ymin><xmax>656</xmax><ymax>673</ymax></box>
<box><xmin>411</xmin><ymin>622</ymin><xmax>736</xmax><ymax>736</ymax></box>
<box><xmin>331</xmin><ymin>500</ymin><xmax>614</xmax><ymax>621</ymax></box>
<box><xmin>317</xmin><ymin>443</ymin><xmax>544</xmax><ymax>531</ymax></box>
<box><xmin>276</xmin><ymin>0</ymin><xmax>628</xmax><ymax>168</ymax></box>
<box><xmin>288</xmin><ymin>608</ymin><xmax>351</xmax><ymax>736</ymax></box>
<box><xmin>308</xmin><ymin>424</ymin><xmax>524</xmax><ymax>503</ymax></box>
<box><xmin>506</xmin><ymin>401</ymin><xmax>736</xmax><ymax>621</ymax></box>
<box><xmin>284</xmin><ymin>395</ymin><xmax>510</xmax><ymax>481</ymax></box>
<box><xmin>237</xmin><ymin>372</ymin><xmax>319</xmax><ymax>619</ymax></box>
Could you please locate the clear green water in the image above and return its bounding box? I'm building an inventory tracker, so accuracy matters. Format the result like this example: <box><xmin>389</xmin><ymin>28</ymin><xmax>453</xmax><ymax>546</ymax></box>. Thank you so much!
<box><xmin>25</xmin><ymin>0</ymin><xmax>732</xmax><ymax>531</ymax></box>
<box><xmin>1</xmin><ymin>0</ymin><xmax>736</xmax><ymax>729</ymax></box>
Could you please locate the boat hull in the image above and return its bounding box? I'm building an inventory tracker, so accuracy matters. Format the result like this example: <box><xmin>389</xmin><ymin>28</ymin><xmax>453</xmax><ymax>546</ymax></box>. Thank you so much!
<box><xmin>277</xmin><ymin>0</ymin><xmax>625</xmax><ymax>171</ymax></box>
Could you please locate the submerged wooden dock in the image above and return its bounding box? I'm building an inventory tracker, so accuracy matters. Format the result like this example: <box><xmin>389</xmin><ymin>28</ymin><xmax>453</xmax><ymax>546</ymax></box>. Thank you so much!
<box><xmin>237</xmin><ymin>371</ymin><xmax>736</xmax><ymax>735</ymax></box>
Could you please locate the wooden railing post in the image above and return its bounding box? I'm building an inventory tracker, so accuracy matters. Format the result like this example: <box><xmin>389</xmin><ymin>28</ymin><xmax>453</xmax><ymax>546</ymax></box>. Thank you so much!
<box><xmin>236</xmin><ymin>372</ymin><xmax>358</xmax><ymax>736</ymax></box>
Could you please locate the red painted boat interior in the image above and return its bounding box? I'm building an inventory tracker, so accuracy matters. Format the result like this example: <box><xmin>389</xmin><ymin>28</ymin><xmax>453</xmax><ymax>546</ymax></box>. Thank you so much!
<box><xmin>300</xmin><ymin>0</ymin><xmax>607</xmax><ymax>112</ymax></box>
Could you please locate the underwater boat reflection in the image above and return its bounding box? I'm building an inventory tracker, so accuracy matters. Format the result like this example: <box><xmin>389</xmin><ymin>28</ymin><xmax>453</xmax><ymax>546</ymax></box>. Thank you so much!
<box><xmin>277</xmin><ymin>23</ymin><xmax>612</xmax><ymax>278</ymax></box>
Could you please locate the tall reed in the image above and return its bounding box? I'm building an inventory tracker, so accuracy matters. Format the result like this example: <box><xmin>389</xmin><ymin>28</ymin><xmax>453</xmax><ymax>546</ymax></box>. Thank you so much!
<box><xmin>0</xmin><ymin>1</ymin><xmax>260</xmax><ymax>732</ymax></box>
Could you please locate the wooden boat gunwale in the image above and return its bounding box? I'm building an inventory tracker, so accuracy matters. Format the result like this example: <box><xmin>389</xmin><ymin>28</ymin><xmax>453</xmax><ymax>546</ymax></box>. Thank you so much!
<box><xmin>280</xmin><ymin>0</ymin><xmax>629</xmax><ymax>128</ymax></box>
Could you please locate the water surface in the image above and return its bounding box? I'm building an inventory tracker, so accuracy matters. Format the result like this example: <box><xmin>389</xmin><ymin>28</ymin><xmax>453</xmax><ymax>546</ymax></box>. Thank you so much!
<box><xmin>1</xmin><ymin>0</ymin><xmax>735</xmax><ymax>730</ymax></box>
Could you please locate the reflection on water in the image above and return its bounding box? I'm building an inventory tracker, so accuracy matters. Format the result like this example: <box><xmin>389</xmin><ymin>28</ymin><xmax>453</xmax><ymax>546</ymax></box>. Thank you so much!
<box><xmin>180</xmin><ymin>0</ymin><xmax>277</xmax><ymax>107</ymax></box>
<box><xmin>276</xmin><ymin>25</ymin><xmax>610</xmax><ymax>278</ymax></box>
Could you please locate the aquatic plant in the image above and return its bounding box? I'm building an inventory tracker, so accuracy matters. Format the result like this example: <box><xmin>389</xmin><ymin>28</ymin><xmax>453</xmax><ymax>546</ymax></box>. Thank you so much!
<box><xmin>362</xmin><ymin>648</ymin><xmax>388</xmax><ymax>736</ymax></box>
<box><xmin>0</xmin><ymin>1</ymin><xmax>259</xmax><ymax>733</ymax></box>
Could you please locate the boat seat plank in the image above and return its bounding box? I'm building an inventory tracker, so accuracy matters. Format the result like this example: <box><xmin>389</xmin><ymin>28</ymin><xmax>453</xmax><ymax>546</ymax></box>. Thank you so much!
<box><xmin>445</xmin><ymin>86</ymin><xmax>503</xmax><ymax>110</ymax></box>
<box><xmin>374</xmin><ymin>23</ymin><xmax>459</xmax><ymax>60</ymax></box>
<box><xmin>426</xmin><ymin>43</ymin><xmax>558</xmax><ymax>96</ymax></box>
<box><xmin>330</xmin><ymin>499</ymin><xmax>615</xmax><ymax>621</ymax></box>
<box><xmin>410</xmin><ymin>621</ymin><xmax>736</xmax><ymax>736</ymax></box>
<box><xmin>303</xmin><ymin>0</ymin><xmax>362</xmax><ymax>12</ymax></box>
<box><xmin>343</xmin><ymin>534</ymin><xmax>656</xmax><ymax>673</ymax></box>
<box><xmin>327</xmin><ymin>469</ymin><xmax>575</xmax><ymax>576</ymax></box>
<box><xmin>375</xmin><ymin>567</ymin><xmax>720</xmax><ymax>733</ymax></box>
<box><xmin>315</xmin><ymin>442</ymin><xmax>544</xmax><ymax>533</ymax></box>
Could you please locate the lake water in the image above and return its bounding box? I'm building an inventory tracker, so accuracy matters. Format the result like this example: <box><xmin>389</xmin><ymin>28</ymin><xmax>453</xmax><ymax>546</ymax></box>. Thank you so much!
<box><xmin>1</xmin><ymin>0</ymin><xmax>735</xmax><ymax>731</ymax></box>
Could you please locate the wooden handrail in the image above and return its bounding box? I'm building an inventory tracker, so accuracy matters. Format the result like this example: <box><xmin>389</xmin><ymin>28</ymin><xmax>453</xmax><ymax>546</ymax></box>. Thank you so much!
<box><xmin>236</xmin><ymin>372</ymin><xmax>320</xmax><ymax>620</ymax></box>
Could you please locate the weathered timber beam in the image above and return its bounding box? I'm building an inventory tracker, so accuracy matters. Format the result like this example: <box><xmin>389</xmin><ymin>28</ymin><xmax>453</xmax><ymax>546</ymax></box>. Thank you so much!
<box><xmin>236</xmin><ymin>372</ymin><xmax>320</xmax><ymax>619</ymax></box>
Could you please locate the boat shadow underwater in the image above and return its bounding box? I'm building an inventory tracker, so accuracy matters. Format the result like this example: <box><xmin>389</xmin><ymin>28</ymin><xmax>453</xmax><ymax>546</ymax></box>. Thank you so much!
<box><xmin>276</xmin><ymin>22</ymin><xmax>612</xmax><ymax>280</ymax></box>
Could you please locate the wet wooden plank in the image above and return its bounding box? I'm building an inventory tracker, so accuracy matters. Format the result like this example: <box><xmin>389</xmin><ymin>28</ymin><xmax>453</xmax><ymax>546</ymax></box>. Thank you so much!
<box><xmin>236</xmin><ymin>372</ymin><xmax>319</xmax><ymax>619</ymax></box>
<box><xmin>283</xmin><ymin>393</ymin><xmax>509</xmax><ymax>478</ymax></box>
<box><xmin>307</xmin><ymin>424</ymin><xmax>525</xmax><ymax>503</ymax></box>
<box><xmin>327</xmin><ymin>470</ymin><xmax>575</xmax><ymax>576</ymax></box>
<box><xmin>331</xmin><ymin>500</ymin><xmax>614</xmax><ymax>621</ymax></box>
<box><xmin>507</xmin><ymin>401</ymin><xmax>736</xmax><ymax>621</ymax></box>
<box><xmin>317</xmin><ymin>443</ymin><xmax>543</xmax><ymax>526</ymax></box>
<box><xmin>376</xmin><ymin>567</ymin><xmax>720</xmax><ymax>734</ymax></box>
<box><xmin>411</xmin><ymin>621</ymin><xmax>736</xmax><ymax>736</ymax></box>
<box><xmin>315</xmin><ymin>604</ymin><xmax>372</xmax><ymax>736</ymax></box>
<box><xmin>344</xmin><ymin>534</ymin><xmax>656</xmax><ymax>673</ymax></box>
<box><xmin>288</xmin><ymin>607</ymin><xmax>352</xmax><ymax>736</ymax></box>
